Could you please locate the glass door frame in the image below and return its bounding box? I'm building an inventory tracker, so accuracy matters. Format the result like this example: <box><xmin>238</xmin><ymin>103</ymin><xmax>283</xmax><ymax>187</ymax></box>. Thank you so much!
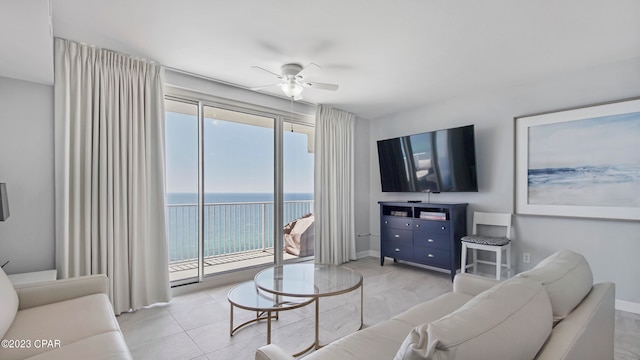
<box><xmin>164</xmin><ymin>96</ymin><xmax>201</xmax><ymax>286</ymax></box>
<box><xmin>196</xmin><ymin>101</ymin><xmax>205</xmax><ymax>283</ymax></box>
<box><xmin>165</xmin><ymin>87</ymin><xmax>314</xmax><ymax>286</ymax></box>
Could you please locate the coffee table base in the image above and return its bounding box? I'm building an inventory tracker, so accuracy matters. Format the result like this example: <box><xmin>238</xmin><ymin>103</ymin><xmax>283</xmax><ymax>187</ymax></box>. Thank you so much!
<box><xmin>312</xmin><ymin>284</ymin><xmax>364</xmax><ymax>351</ymax></box>
<box><xmin>227</xmin><ymin>281</ymin><xmax>314</xmax><ymax>355</ymax></box>
<box><xmin>254</xmin><ymin>264</ymin><xmax>365</xmax><ymax>356</ymax></box>
<box><xmin>230</xmin><ymin>302</ymin><xmax>316</xmax><ymax>357</ymax></box>
<box><xmin>230</xmin><ymin>308</ymin><xmax>278</xmax><ymax>340</ymax></box>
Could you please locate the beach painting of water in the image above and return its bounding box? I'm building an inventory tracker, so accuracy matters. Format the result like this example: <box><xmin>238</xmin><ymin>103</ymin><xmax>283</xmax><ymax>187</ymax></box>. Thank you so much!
<box><xmin>516</xmin><ymin>99</ymin><xmax>640</xmax><ymax>220</ymax></box>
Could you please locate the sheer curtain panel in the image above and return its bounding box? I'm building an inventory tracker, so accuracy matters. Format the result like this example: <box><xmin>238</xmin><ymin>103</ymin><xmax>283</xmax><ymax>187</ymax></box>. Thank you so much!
<box><xmin>314</xmin><ymin>105</ymin><xmax>356</xmax><ymax>264</ymax></box>
<box><xmin>54</xmin><ymin>38</ymin><xmax>171</xmax><ymax>314</ymax></box>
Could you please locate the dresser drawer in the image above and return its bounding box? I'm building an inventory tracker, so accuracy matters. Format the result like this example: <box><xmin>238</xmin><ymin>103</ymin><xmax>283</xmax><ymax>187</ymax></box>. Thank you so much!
<box><xmin>381</xmin><ymin>228</ymin><xmax>413</xmax><ymax>244</ymax></box>
<box><xmin>413</xmin><ymin>247</ymin><xmax>450</xmax><ymax>268</ymax></box>
<box><xmin>413</xmin><ymin>233</ymin><xmax>451</xmax><ymax>250</ymax></box>
<box><xmin>382</xmin><ymin>216</ymin><xmax>414</xmax><ymax>230</ymax></box>
<box><xmin>383</xmin><ymin>243</ymin><xmax>413</xmax><ymax>259</ymax></box>
<box><xmin>413</xmin><ymin>219</ymin><xmax>450</xmax><ymax>236</ymax></box>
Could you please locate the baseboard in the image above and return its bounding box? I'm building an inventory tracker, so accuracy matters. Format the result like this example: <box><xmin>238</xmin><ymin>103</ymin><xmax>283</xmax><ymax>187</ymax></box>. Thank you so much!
<box><xmin>356</xmin><ymin>250</ymin><xmax>379</xmax><ymax>259</ymax></box>
<box><xmin>616</xmin><ymin>299</ymin><xmax>640</xmax><ymax>314</ymax></box>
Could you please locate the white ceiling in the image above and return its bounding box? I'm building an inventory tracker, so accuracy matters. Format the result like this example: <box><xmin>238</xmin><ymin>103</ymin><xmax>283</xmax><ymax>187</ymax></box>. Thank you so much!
<box><xmin>0</xmin><ymin>0</ymin><xmax>53</xmax><ymax>84</ymax></box>
<box><xmin>2</xmin><ymin>0</ymin><xmax>640</xmax><ymax>119</ymax></box>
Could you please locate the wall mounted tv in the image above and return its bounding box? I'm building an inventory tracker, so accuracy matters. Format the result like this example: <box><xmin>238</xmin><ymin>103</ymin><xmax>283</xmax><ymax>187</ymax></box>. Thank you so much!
<box><xmin>377</xmin><ymin>124</ymin><xmax>478</xmax><ymax>193</ymax></box>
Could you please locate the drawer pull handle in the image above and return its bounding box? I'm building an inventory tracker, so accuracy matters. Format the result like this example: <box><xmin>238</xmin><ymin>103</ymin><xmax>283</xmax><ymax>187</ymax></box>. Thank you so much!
<box><xmin>394</xmin><ymin>234</ymin><xmax>400</xmax><ymax>238</ymax></box>
<box><xmin>428</xmin><ymin>239</ymin><xmax>434</xmax><ymax>243</ymax></box>
<box><xmin>441</xmin><ymin>226</ymin><xmax>446</xmax><ymax>230</ymax></box>
<box><xmin>428</xmin><ymin>253</ymin><xmax>435</xmax><ymax>258</ymax></box>
<box><xmin>384</xmin><ymin>221</ymin><xmax>388</xmax><ymax>224</ymax></box>
<box><xmin>415</xmin><ymin>224</ymin><xmax>420</xmax><ymax>228</ymax></box>
<box><xmin>395</xmin><ymin>248</ymin><xmax>400</xmax><ymax>252</ymax></box>
<box><xmin>406</xmin><ymin>223</ymin><xmax>410</xmax><ymax>226</ymax></box>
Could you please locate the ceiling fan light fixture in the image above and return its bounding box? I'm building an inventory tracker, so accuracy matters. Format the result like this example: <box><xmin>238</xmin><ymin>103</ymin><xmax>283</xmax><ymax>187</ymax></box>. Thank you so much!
<box><xmin>281</xmin><ymin>81</ymin><xmax>303</xmax><ymax>98</ymax></box>
<box><xmin>251</xmin><ymin>63</ymin><xmax>337</xmax><ymax>98</ymax></box>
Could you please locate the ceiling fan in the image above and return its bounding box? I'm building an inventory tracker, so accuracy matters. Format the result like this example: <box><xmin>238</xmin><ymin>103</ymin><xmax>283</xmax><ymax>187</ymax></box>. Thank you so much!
<box><xmin>250</xmin><ymin>63</ymin><xmax>339</xmax><ymax>100</ymax></box>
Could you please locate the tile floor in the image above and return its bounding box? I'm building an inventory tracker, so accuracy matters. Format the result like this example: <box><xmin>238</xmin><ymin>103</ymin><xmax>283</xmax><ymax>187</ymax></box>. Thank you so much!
<box><xmin>117</xmin><ymin>257</ymin><xmax>640</xmax><ymax>360</ymax></box>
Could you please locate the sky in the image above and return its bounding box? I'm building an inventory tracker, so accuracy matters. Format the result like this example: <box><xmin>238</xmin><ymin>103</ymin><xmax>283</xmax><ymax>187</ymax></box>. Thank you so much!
<box><xmin>165</xmin><ymin>111</ymin><xmax>314</xmax><ymax>194</ymax></box>
<box><xmin>528</xmin><ymin>111</ymin><xmax>640</xmax><ymax>169</ymax></box>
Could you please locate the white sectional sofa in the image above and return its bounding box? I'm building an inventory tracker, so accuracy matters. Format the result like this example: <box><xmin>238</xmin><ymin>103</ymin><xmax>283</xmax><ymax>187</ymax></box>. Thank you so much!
<box><xmin>0</xmin><ymin>268</ymin><xmax>131</xmax><ymax>360</ymax></box>
<box><xmin>256</xmin><ymin>249</ymin><xmax>615</xmax><ymax>360</ymax></box>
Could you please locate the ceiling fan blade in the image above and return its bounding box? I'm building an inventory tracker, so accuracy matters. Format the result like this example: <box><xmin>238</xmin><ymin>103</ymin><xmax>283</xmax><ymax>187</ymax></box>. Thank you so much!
<box><xmin>250</xmin><ymin>83</ymin><xmax>281</xmax><ymax>91</ymax></box>
<box><xmin>303</xmin><ymin>82</ymin><xmax>339</xmax><ymax>91</ymax></box>
<box><xmin>296</xmin><ymin>63</ymin><xmax>321</xmax><ymax>78</ymax></box>
<box><xmin>251</xmin><ymin>66</ymin><xmax>284</xmax><ymax>80</ymax></box>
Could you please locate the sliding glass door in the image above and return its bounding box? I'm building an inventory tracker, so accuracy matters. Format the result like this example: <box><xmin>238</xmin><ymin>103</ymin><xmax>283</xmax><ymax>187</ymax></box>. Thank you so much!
<box><xmin>164</xmin><ymin>96</ymin><xmax>314</xmax><ymax>285</ymax></box>
<box><xmin>202</xmin><ymin>105</ymin><xmax>275</xmax><ymax>276</ymax></box>
<box><xmin>283</xmin><ymin>121</ymin><xmax>315</xmax><ymax>258</ymax></box>
<box><xmin>165</xmin><ymin>99</ymin><xmax>200</xmax><ymax>283</ymax></box>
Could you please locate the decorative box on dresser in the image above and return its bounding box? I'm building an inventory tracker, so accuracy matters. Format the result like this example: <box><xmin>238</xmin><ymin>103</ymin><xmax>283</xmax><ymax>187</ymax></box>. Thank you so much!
<box><xmin>379</xmin><ymin>201</ymin><xmax>468</xmax><ymax>280</ymax></box>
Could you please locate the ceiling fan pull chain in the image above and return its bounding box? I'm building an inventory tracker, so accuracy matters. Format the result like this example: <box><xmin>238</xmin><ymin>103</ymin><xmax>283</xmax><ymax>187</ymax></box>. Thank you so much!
<box><xmin>290</xmin><ymin>97</ymin><xmax>294</xmax><ymax>132</ymax></box>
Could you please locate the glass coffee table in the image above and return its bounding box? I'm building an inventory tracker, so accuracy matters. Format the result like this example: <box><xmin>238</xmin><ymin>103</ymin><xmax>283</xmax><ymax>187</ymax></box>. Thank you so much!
<box><xmin>227</xmin><ymin>281</ymin><xmax>313</xmax><ymax>346</ymax></box>
<box><xmin>254</xmin><ymin>263</ymin><xmax>364</xmax><ymax>353</ymax></box>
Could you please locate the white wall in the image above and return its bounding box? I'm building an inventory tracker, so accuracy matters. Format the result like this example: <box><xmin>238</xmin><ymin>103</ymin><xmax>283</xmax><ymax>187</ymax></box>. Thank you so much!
<box><xmin>366</xmin><ymin>57</ymin><xmax>640</xmax><ymax>304</ymax></box>
<box><xmin>0</xmin><ymin>76</ymin><xmax>55</xmax><ymax>274</ymax></box>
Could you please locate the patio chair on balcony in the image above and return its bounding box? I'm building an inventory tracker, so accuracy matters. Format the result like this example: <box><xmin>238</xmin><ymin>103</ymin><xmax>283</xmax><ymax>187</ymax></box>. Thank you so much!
<box><xmin>284</xmin><ymin>213</ymin><xmax>314</xmax><ymax>257</ymax></box>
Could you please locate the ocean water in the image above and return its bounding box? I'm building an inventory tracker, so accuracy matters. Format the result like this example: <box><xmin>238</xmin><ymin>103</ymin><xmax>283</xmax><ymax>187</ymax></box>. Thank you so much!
<box><xmin>528</xmin><ymin>165</ymin><xmax>640</xmax><ymax>207</ymax></box>
<box><xmin>166</xmin><ymin>193</ymin><xmax>314</xmax><ymax>263</ymax></box>
<box><xmin>167</xmin><ymin>192</ymin><xmax>313</xmax><ymax>205</ymax></box>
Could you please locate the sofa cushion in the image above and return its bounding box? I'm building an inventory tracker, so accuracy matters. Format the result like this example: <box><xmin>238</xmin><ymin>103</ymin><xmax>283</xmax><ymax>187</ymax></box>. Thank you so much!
<box><xmin>304</xmin><ymin>292</ymin><xmax>473</xmax><ymax>360</ymax></box>
<box><xmin>0</xmin><ymin>267</ymin><xmax>18</xmax><ymax>339</ymax></box>
<box><xmin>306</xmin><ymin>319</ymin><xmax>416</xmax><ymax>360</ymax></box>
<box><xmin>516</xmin><ymin>249</ymin><xmax>593</xmax><ymax>322</ymax></box>
<box><xmin>394</xmin><ymin>276</ymin><xmax>552</xmax><ymax>360</ymax></box>
<box><xmin>392</xmin><ymin>292</ymin><xmax>474</xmax><ymax>327</ymax></box>
<box><xmin>256</xmin><ymin>344</ymin><xmax>295</xmax><ymax>360</ymax></box>
<box><xmin>0</xmin><ymin>293</ymin><xmax>121</xmax><ymax>360</ymax></box>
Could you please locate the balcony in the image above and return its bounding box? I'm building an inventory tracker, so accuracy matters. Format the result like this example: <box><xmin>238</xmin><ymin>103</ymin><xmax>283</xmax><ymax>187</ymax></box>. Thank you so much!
<box><xmin>167</xmin><ymin>200</ymin><xmax>313</xmax><ymax>281</ymax></box>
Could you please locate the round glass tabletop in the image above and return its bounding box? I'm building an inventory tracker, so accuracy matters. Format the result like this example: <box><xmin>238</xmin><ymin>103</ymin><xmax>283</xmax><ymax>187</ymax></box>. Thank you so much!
<box><xmin>254</xmin><ymin>263</ymin><xmax>363</xmax><ymax>298</ymax></box>
<box><xmin>227</xmin><ymin>281</ymin><xmax>313</xmax><ymax>311</ymax></box>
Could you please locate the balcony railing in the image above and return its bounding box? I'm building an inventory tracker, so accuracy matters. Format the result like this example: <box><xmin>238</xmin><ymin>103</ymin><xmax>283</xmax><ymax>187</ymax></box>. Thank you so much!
<box><xmin>166</xmin><ymin>200</ymin><xmax>314</xmax><ymax>266</ymax></box>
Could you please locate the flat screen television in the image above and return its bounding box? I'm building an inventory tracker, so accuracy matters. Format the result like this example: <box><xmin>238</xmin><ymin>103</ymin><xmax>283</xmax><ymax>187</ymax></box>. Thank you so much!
<box><xmin>377</xmin><ymin>124</ymin><xmax>478</xmax><ymax>193</ymax></box>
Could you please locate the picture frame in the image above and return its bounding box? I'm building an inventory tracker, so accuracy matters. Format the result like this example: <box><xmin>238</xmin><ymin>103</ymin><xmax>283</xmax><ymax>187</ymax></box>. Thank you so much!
<box><xmin>515</xmin><ymin>98</ymin><xmax>640</xmax><ymax>220</ymax></box>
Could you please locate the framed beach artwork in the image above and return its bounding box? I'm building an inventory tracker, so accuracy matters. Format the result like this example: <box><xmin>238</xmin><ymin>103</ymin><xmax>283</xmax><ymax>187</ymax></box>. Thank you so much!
<box><xmin>515</xmin><ymin>98</ymin><xmax>640</xmax><ymax>220</ymax></box>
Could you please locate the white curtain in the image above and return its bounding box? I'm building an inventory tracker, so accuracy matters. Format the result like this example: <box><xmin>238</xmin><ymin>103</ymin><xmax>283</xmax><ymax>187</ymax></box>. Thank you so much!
<box><xmin>54</xmin><ymin>38</ymin><xmax>171</xmax><ymax>314</ymax></box>
<box><xmin>314</xmin><ymin>105</ymin><xmax>356</xmax><ymax>264</ymax></box>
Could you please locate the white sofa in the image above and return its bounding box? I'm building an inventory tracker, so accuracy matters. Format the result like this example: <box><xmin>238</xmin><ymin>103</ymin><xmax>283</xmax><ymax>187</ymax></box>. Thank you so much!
<box><xmin>256</xmin><ymin>249</ymin><xmax>615</xmax><ymax>360</ymax></box>
<box><xmin>0</xmin><ymin>267</ymin><xmax>131</xmax><ymax>360</ymax></box>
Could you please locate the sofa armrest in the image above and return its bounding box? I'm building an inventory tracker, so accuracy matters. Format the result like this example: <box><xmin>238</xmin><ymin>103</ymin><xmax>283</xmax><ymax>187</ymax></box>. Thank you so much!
<box><xmin>15</xmin><ymin>274</ymin><xmax>109</xmax><ymax>310</ymax></box>
<box><xmin>535</xmin><ymin>282</ymin><xmax>615</xmax><ymax>360</ymax></box>
<box><xmin>453</xmin><ymin>273</ymin><xmax>500</xmax><ymax>296</ymax></box>
<box><xmin>255</xmin><ymin>344</ymin><xmax>295</xmax><ymax>360</ymax></box>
